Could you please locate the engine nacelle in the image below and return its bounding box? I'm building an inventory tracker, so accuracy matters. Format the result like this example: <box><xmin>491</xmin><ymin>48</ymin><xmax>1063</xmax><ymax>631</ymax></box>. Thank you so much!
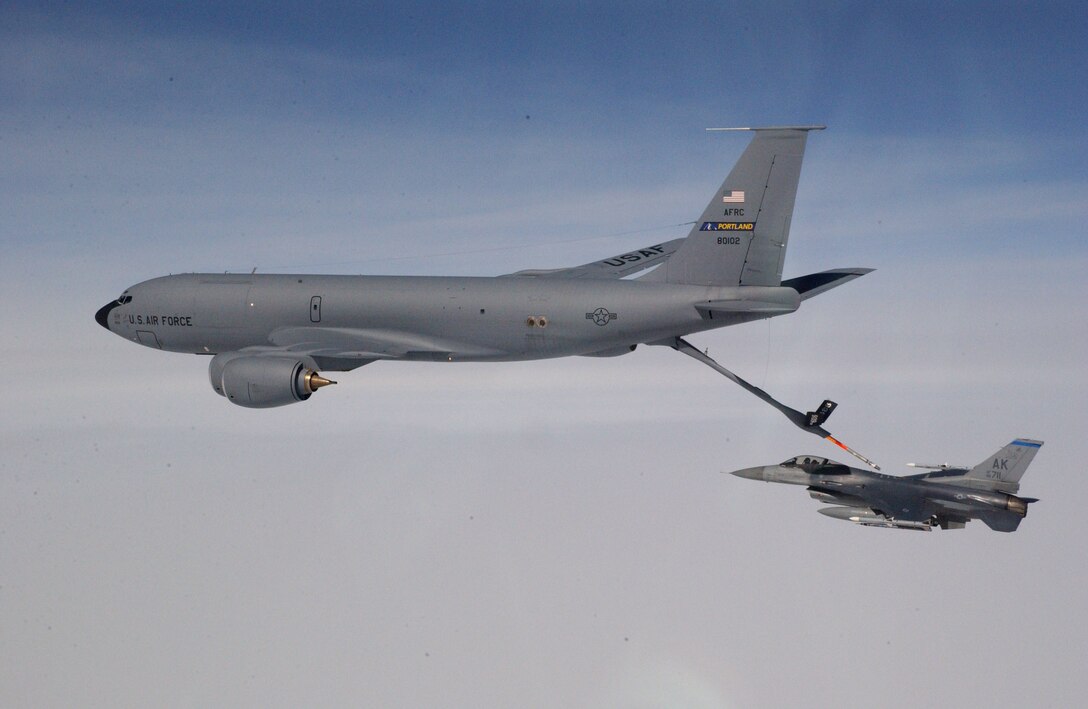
<box><xmin>209</xmin><ymin>353</ymin><xmax>335</xmax><ymax>408</ymax></box>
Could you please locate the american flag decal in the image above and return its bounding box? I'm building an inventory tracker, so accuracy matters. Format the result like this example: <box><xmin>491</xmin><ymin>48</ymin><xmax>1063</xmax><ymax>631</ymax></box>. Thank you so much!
<box><xmin>722</xmin><ymin>190</ymin><xmax>745</xmax><ymax>203</ymax></box>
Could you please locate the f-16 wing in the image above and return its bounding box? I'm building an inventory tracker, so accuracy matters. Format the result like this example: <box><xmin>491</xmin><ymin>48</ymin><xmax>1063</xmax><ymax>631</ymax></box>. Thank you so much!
<box><xmin>503</xmin><ymin>237</ymin><xmax>684</xmax><ymax>279</ymax></box>
<box><xmin>809</xmin><ymin>483</ymin><xmax>937</xmax><ymax>524</ymax></box>
<box><xmin>857</xmin><ymin>487</ymin><xmax>938</xmax><ymax>524</ymax></box>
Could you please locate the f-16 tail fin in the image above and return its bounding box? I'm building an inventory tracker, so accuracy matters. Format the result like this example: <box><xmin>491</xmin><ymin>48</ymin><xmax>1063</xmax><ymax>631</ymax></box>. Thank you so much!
<box><xmin>964</xmin><ymin>439</ymin><xmax>1043</xmax><ymax>493</ymax></box>
<box><xmin>650</xmin><ymin>126</ymin><xmax>823</xmax><ymax>287</ymax></box>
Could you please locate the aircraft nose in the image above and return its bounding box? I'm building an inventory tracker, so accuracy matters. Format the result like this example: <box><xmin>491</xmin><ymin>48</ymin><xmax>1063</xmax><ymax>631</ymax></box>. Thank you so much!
<box><xmin>730</xmin><ymin>466</ymin><xmax>767</xmax><ymax>481</ymax></box>
<box><xmin>95</xmin><ymin>300</ymin><xmax>119</xmax><ymax>330</ymax></box>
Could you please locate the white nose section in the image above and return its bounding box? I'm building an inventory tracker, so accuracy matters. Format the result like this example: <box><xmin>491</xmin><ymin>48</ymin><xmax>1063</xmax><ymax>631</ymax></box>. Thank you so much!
<box><xmin>729</xmin><ymin>466</ymin><xmax>766</xmax><ymax>481</ymax></box>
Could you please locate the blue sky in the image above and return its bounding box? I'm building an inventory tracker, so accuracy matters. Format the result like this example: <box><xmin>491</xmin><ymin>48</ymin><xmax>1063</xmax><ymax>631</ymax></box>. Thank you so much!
<box><xmin>2</xmin><ymin>3</ymin><xmax>1087</xmax><ymax>707</ymax></box>
<box><xmin>4</xmin><ymin>1</ymin><xmax>1085</xmax><ymax>281</ymax></box>
<box><xmin>8</xmin><ymin>2</ymin><xmax>1086</xmax><ymax>134</ymax></box>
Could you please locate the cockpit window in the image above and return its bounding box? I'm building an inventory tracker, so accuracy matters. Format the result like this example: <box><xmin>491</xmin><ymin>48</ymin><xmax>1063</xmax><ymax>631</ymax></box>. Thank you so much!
<box><xmin>118</xmin><ymin>295</ymin><xmax>132</xmax><ymax>304</ymax></box>
<box><xmin>781</xmin><ymin>455</ymin><xmax>832</xmax><ymax>468</ymax></box>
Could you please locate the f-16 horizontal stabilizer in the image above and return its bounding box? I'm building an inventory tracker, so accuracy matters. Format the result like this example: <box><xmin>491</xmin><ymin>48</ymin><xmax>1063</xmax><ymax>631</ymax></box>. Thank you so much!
<box><xmin>977</xmin><ymin>511</ymin><xmax>1025</xmax><ymax>533</ymax></box>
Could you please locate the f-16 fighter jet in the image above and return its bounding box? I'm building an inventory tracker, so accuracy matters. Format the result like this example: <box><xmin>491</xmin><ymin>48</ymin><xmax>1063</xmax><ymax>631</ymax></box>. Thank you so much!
<box><xmin>96</xmin><ymin>126</ymin><xmax>878</xmax><ymax>459</ymax></box>
<box><xmin>730</xmin><ymin>439</ymin><xmax>1043</xmax><ymax>532</ymax></box>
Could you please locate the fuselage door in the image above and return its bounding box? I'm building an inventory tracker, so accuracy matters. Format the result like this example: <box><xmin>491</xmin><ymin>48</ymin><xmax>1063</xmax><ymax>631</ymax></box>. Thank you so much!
<box><xmin>310</xmin><ymin>296</ymin><xmax>322</xmax><ymax>323</ymax></box>
<box><xmin>136</xmin><ymin>330</ymin><xmax>162</xmax><ymax>349</ymax></box>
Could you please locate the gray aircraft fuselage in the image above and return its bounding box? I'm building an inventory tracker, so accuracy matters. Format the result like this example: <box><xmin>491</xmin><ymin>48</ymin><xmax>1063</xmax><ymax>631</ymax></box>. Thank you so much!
<box><xmin>734</xmin><ymin>463</ymin><xmax>1018</xmax><ymax>517</ymax></box>
<box><xmin>95</xmin><ymin>127</ymin><xmax>874</xmax><ymax>411</ymax></box>
<box><xmin>730</xmin><ymin>440</ymin><xmax>1042</xmax><ymax>532</ymax></box>
<box><xmin>100</xmin><ymin>273</ymin><xmax>798</xmax><ymax>361</ymax></box>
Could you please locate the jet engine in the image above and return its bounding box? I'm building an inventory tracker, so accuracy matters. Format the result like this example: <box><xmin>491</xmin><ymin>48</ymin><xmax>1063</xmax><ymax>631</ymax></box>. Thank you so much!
<box><xmin>1005</xmin><ymin>495</ymin><xmax>1032</xmax><ymax>517</ymax></box>
<box><xmin>209</xmin><ymin>353</ymin><xmax>335</xmax><ymax>408</ymax></box>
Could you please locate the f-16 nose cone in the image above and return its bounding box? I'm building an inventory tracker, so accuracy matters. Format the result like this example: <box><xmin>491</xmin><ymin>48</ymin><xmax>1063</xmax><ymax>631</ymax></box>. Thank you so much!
<box><xmin>730</xmin><ymin>466</ymin><xmax>766</xmax><ymax>481</ymax></box>
<box><xmin>95</xmin><ymin>300</ymin><xmax>119</xmax><ymax>330</ymax></box>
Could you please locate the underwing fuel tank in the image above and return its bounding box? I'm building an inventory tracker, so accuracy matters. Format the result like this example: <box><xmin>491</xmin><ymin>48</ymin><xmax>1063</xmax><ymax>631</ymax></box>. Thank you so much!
<box><xmin>818</xmin><ymin>506</ymin><xmax>932</xmax><ymax>531</ymax></box>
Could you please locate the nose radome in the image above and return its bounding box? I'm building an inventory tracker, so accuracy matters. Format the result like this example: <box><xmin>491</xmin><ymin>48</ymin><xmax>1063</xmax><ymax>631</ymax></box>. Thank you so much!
<box><xmin>730</xmin><ymin>466</ymin><xmax>767</xmax><ymax>481</ymax></box>
<box><xmin>95</xmin><ymin>300</ymin><xmax>119</xmax><ymax>330</ymax></box>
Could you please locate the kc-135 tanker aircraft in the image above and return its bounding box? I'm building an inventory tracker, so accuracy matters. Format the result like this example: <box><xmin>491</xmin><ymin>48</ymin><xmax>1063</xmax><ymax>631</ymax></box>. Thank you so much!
<box><xmin>730</xmin><ymin>439</ymin><xmax>1043</xmax><ymax>532</ymax></box>
<box><xmin>97</xmin><ymin>126</ymin><xmax>882</xmax><ymax>463</ymax></box>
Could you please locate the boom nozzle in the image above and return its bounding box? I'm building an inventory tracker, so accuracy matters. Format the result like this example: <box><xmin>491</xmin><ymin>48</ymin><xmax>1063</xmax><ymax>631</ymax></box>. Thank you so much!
<box><xmin>825</xmin><ymin>435</ymin><xmax>881</xmax><ymax>471</ymax></box>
